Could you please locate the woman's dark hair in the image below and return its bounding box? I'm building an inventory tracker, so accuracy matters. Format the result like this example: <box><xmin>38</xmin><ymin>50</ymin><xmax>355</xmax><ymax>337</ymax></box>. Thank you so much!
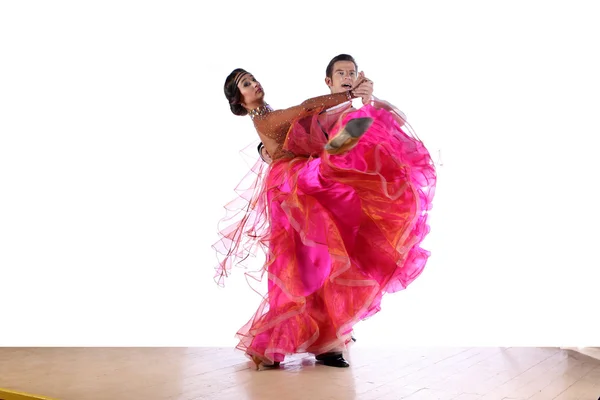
<box><xmin>224</xmin><ymin>68</ymin><xmax>249</xmax><ymax>116</ymax></box>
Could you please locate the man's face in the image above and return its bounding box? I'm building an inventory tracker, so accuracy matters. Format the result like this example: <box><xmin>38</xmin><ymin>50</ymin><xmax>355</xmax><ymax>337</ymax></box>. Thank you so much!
<box><xmin>325</xmin><ymin>61</ymin><xmax>357</xmax><ymax>94</ymax></box>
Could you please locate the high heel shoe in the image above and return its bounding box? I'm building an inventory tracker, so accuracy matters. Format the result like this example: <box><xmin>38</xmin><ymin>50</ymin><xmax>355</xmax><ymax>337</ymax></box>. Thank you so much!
<box><xmin>250</xmin><ymin>355</ymin><xmax>281</xmax><ymax>370</ymax></box>
<box><xmin>315</xmin><ymin>352</ymin><xmax>350</xmax><ymax>368</ymax></box>
<box><xmin>324</xmin><ymin>117</ymin><xmax>373</xmax><ymax>155</ymax></box>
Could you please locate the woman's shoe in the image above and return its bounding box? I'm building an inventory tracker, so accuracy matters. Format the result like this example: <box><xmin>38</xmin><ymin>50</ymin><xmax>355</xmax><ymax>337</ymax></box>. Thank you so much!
<box><xmin>250</xmin><ymin>355</ymin><xmax>281</xmax><ymax>370</ymax></box>
<box><xmin>325</xmin><ymin>117</ymin><xmax>373</xmax><ymax>155</ymax></box>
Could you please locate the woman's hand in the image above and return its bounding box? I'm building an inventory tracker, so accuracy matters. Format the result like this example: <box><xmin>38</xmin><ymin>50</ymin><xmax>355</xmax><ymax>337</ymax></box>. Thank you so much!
<box><xmin>351</xmin><ymin>72</ymin><xmax>374</xmax><ymax>104</ymax></box>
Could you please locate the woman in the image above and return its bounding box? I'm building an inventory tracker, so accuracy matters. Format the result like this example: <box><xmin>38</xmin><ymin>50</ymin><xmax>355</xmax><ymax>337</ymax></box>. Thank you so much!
<box><xmin>214</xmin><ymin>68</ymin><xmax>436</xmax><ymax>369</ymax></box>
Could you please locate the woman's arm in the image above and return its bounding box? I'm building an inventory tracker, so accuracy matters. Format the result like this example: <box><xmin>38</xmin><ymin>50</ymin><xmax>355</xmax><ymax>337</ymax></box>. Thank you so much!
<box><xmin>255</xmin><ymin>91</ymin><xmax>353</xmax><ymax>137</ymax></box>
<box><xmin>255</xmin><ymin>76</ymin><xmax>369</xmax><ymax>138</ymax></box>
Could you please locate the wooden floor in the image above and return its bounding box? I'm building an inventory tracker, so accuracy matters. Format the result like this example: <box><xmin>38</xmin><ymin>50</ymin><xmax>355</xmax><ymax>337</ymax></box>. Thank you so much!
<box><xmin>1</xmin><ymin>347</ymin><xmax>599</xmax><ymax>400</ymax></box>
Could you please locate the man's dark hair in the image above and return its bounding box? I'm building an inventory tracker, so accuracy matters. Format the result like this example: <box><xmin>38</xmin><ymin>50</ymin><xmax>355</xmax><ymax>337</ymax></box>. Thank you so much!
<box><xmin>257</xmin><ymin>142</ymin><xmax>267</xmax><ymax>162</ymax></box>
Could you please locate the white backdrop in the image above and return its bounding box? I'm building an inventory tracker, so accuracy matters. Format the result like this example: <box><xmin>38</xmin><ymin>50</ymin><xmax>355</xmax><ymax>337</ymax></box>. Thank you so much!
<box><xmin>1</xmin><ymin>0</ymin><xmax>599</xmax><ymax>347</ymax></box>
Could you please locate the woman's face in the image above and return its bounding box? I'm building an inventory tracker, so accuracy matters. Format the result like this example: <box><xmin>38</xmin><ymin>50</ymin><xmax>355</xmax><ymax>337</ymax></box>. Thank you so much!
<box><xmin>236</xmin><ymin>72</ymin><xmax>264</xmax><ymax>108</ymax></box>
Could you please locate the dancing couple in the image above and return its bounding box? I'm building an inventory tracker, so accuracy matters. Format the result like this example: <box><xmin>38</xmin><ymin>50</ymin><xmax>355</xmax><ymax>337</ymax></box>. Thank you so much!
<box><xmin>213</xmin><ymin>54</ymin><xmax>436</xmax><ymax>369</ymax></box>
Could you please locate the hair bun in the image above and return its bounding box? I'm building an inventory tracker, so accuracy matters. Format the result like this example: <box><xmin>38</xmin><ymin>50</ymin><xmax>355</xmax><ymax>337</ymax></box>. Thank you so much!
<box><xmin>230</xmin><ymin>103</ymin><xmax>248</xmax><ymax>116</ymax></box>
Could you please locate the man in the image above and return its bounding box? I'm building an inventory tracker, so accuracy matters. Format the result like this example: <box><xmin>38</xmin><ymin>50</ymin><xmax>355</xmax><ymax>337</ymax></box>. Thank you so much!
<box><xmin>257</xmin><ymin>54</ymin><xmax>373</xmax><ymax>164</ymax></box>
<box><xmin>256</xmin><ymin>55</ymin><xmax>369</xmax><ymax>349</ymax></box>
